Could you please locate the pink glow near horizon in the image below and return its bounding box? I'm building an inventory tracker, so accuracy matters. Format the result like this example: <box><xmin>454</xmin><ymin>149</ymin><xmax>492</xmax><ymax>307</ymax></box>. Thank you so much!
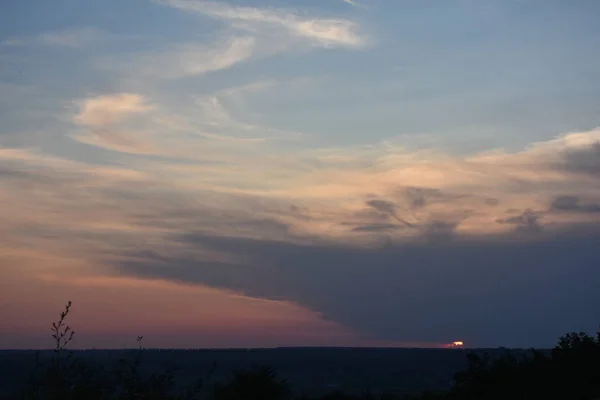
<box><xmin>0</xmin><ymin>265</ymin><xmax>449</xmax><ymax>349</ymax></box>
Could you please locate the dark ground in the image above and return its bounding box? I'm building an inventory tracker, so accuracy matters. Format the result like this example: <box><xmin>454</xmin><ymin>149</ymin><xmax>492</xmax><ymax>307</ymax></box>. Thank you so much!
<box><xmin>0</xmin><ymin>347</ymin><xmax>526</xmax><ymax>397</ymax></box>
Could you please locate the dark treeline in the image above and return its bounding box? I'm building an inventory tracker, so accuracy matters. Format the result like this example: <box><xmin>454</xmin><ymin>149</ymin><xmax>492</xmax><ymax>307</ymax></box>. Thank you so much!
<box><xmin>11</xmin><ymin>302</ymin><xmax>600</xmax><ymax>400</ymax></box>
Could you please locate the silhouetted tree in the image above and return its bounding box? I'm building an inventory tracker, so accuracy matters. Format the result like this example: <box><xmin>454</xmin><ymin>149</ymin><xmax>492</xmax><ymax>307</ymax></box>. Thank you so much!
<box><xmin>445</xmin><ymin>329</ymin><xmax>600</xmax><ymax>400</ymax></box>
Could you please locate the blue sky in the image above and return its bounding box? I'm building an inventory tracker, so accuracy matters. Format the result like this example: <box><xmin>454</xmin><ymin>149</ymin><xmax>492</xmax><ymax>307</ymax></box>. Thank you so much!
<box><xmin>1</xmin><ymin>0</ymin><xmax>600</xmax><ymax>349</ymax></box>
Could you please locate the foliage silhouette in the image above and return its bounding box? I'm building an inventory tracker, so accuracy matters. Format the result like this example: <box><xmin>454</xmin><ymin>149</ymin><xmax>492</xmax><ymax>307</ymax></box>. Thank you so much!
<box><xmin>20</xmin><ymin>301</ymin><xmax>210</xmax><ymax>400</ymax></box>
<box><xmin>441</xmin><ymin>331</ymin><xmax>600</xmax><ymax>400</ymax></box>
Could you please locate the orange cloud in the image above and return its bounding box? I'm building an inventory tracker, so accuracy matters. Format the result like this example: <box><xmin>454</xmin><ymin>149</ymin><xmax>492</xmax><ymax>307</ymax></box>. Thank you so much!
<box><xmin>74</xmin><ymin>93</ymin><xmax>153</xmax><ymax>126</ymax></box>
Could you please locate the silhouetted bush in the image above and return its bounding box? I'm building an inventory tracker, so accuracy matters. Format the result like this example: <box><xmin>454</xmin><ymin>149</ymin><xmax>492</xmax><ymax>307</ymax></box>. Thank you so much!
<box><xmin>444</xmin><ymin>331</ymin><xmax>600</xmax><ymax>400</ymax></box>
<box><xmin>20</xmin><ymin>302</ymin><xmax>206</xmax><ymax>400</ymax></box>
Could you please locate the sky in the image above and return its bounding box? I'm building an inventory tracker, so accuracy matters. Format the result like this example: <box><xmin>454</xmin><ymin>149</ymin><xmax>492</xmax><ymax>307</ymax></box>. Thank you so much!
<box><xmin>1</xmin><ymin>0</ymin><xmax>599</xmax><ymax>350</ymax></box>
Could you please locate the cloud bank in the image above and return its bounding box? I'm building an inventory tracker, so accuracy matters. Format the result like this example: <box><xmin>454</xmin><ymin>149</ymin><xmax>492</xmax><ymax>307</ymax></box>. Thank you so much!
<box><xmin>2</xmin><ymin>91</ymin><xmax>600</xmax><ymax>346</ymax></box>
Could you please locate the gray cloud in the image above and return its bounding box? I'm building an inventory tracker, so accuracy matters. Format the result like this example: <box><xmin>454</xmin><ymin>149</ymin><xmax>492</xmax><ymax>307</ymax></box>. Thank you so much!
<box><xmin>497</xmin><ymin>209</ymin><xmax>542</xmax><ymax>234</ymax></box>
<box><xmin>423</xmin><ymin>221</ymin><xmax>458</xmax><ymax>242</ymax></box>
<box><xmin>550</xmin><ymin>196</ymin><xmax>600</xmax><ymax>214</ymax></box>
<box><xmin>402</xmin><ymin>187</ymin><xmax>444</xmax><ymax>209</ymax></box>
<box><xmin>366</xmin><ymin>199</ymin><xmax>416</xmax><ymax>228</ymax></box>
<box><xmin>351</xmin><ymin>223</ymin><xmax>400</xmax><ymax>232</ymax></box>
<box><xmin>366</xmin><ymin>200</ymin><xmax>396</xmax><ymax>215</ymax></box>
<box><xmin>560</xmin><ymin>142</ymin><xmax>600</xmax><ymax>178</ymax></box>
<box><xmin>114</xmin><ymin>228</ymin><xmax>600</xmax><ymax>348</ymax></box>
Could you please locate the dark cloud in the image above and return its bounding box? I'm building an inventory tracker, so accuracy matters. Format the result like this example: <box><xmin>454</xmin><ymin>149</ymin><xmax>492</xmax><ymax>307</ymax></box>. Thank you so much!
<box><xmin>351</xmin><ymin>223</ymin><xmax>400</xmax><ymax>232</ymax></box>
<box><xmin>423</xmin><ymin>221</ymin><xmax>458</xmax><ymax>242</ymax></box>
<box><xmin>353</xmin><ymin>208</ymin><xmax>390</xmax><ymax>222</ymax></box>
<box><xmin>402</xmin><ymin>187</ymin><xmax>444</xmax><ymax>209</ymax></box>
<box><xmin>288</xmin><ymin>204</ymin><xmax>312</xmax><ymax>221</ymax></box>
<box><xmin>550</xmin><ymin>196</ymin><xmax>600</xmax><ymax>214</ymax></box>
<box><xmin>114</xmin><ymin>228</ymin><xmax>600</xmax><ymax>348</ymax></box>
<box><xmin>366</xmin><ymin>199</ymin><xmax>396</xmax><ymax>215</ymax></box>
<box><xmin>559</xmin><ymin>142</ymin><xmax>600</xmax><ymax>178</ymax></box>
<box><xmin>398</xmin><ymin>186</ymin><xmax>498</xmax><ymax>213</ymax></box>
<box><xmin>497</xmin><ymin>209</ymin><xmax>542</xmax><ymax>233</ymax></box>
<box><xmin>365</xmin><ymin>199</ymin><xmax>415</xmax><ymax>228</ymax></box>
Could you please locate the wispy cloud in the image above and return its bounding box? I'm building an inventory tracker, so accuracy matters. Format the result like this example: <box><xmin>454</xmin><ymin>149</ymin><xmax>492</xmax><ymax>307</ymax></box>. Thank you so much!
<box><xmin>217</xmin><ymin>79</ymin><xmax>277</xmax><ymax>99</ymax></box>
<box><xmin>38</xmin><ymin>27</ymin><xmax>107</xmax><ymax>47</ymax></box>
<box><xmin>1</xmin><ymin>37</ymin><xmax>25</xmax><ymax>46</ymax></box>
<box><xmin>5</xmin><ymin>27</ymin><xmax>142</xmax><ymax>50</ymax></box>
<box><xmin>69</xmin><ymin>91</ymin><xmax>290</xmax><ymax>156</ymax></box>
<box><xmin>342</xmin><ymin>0</ymin><xmax>367</xmax><ymax>9</ymax></box>
<box><xmin>157</xmin><ymin>0</ymin><xmax>368</xmax><ymax>48</ymax></box>
<box><xmin>71</xmin><ymin>93</ymin><xmax>160</xmax><ymax>154</ymax></box>
<box><xmin>103</xmin><ymin>36</ymin><xmax>256</xmax><ymax>80</ymax></box>
<box><xmin>98</xmin><ymin>1</ymin><xmax>366</xmax><ymax>85</ymax></box>
<box><xmin>74</xmin><ymin>93</ymin><xmax>154</xmax><ymax>126</ymax></box>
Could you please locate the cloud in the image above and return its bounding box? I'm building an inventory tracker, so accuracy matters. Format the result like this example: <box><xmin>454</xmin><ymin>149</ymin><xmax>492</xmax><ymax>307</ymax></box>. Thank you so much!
<box><xmin>104</xmin><ymin>36</ymin><xmax>256</xmax><ymax>80</ymax></box>
<box><xmin>7</xmin><ymin>123</ymin><xmax>597</xmax><ymax>250</ymax></box>
<box><xmin>294</xmin><ymin>19</ymin><xmax>365</xmax><ymax>47</ymax></box>
<box><xmin>96</xmin><ymin>3</ymin><xmax>366</xmax><ymax>86</ymax></box>
<box><xmin>1</xmin><ymin>38</ymin><xmax>25</xmax><ymax>46</ymax></box>
<box><xmin>5</xmin><ymin>27</ymin><xmax>143</xmax><ymax>51</ymax></box>
<box><xmin>342</xmin><ymin>0</ymin><xmax>367</xmax><ymax>9</ymax></box>
<box><xmin>403</xmin><ymin>187</ymin><xmax>445</xmax><ymax>209</ymax></box>
<box><xmin>38</xmin><ymin>27</ymin><xmax>107</xmax><ymax>47</ymax></box>
<box><xmin>366</xmin><ymin>199</ymin><xmax>416</xmax><ymax>228</ymax></box>
<box><xmin>72</xmin><ymin>93</ymin><xmax>156</xmax><ymax>152</ymax></box>
<box><xmin>423</xmin><ymin>220</ymin><xmax>459</xmax><ymax>241</ymax></box>
<box><xmin>3</xmin><ymin>126</ymin><xmax>600</xmax><ymax>347</ymax></box>
<box><xmin>509</xmin><ymin>128</ymin><xmax>600</xmax><ymax>179</ymax></box>
<box><xmin>69</xmin><ymin>90</ymin><xmax>301</xmax><ymax>158</ymax></box>
<box><xmin>74</xmin><ymin>93</ymin><xmax>153</xmax><ymax>127</ymax></box>
<box><xmin>66</xmin><ymin>109</ymin><xmax>600</xmax><ymax>241</ymax></box>
<box><xmin>560</xmin><ymin>142</ymin><xmax>600</xmax><ymax>178</ymax></box>
<box><xmin>173</xmin><ymin>37</ymin><xmax>256</xmax><ymax>77</ymax></box>
<box><xmin>191</xmin><ymin>80</ymin><xmax>310</xmax><ymax>142</ymax></box>
<box><xmin>550</xmin><ymin>196</ymin><xmax>600</xmax><ymax>214</ymax></box>
<box><xmin>217</xmin><ymin>80</ymin><xmax>277</xmax><ymax>99</ymax></box>
<box><xmin>351</xmin><ymin>223</ymin><xmax>399</xmax><ymax>232</ymax></box>
<box><xmin>157</xmin><ymin>0</ymin><xmax>367</xmax><ymax>48</ymax></box>
<box><xmin>4</xmin><ymin>0</ymin><xmax>599</xmax><ymax>350</ymax></box>
<box><xmin>497</xmin><ymin>209</ymin><xmax>542</xmax><ymax>233</ymax></box>
<box><xmin>114</xmin><ymin>228</ymin><xmax>600</xmax><ymax>348</ymax></box>
<box><xmin>0</xmin><ymin>250</ymin><xmax>356</xmax><ymax>349</ymax></box>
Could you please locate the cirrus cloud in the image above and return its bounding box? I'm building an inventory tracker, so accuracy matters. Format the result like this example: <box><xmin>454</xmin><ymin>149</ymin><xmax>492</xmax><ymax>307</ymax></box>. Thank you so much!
<box><xmin>156</xmin><ymin>0</ymin><xmax>368</xmax><ymax>48</ymax></box>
